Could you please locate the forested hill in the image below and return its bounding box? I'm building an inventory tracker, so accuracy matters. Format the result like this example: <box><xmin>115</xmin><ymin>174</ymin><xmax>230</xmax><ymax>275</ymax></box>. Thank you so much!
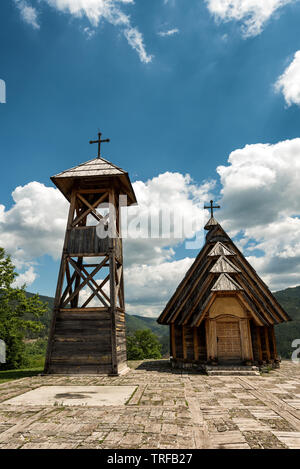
<box><xmin>26</xmin><ymin>285</ymin><xmax>300</xmax><ymax>358</ymax></box>
<box><xmin>273</xmin><ymin>286</ymin><xmax>300</xmax><ymax>358</ymax></box>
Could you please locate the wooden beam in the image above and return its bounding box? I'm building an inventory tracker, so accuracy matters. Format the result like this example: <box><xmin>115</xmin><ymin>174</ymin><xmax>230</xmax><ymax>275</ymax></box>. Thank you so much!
<box><xmin>72</xmin><ymin>192</ymin><xmax>108</xmax><ymax>227</ymax></box>
<box><xmin>264</xmin><ymin>326</ymin><xmax>271</xmax><ymax>362</ymax></box>
<box><xmin>193</xmin><ymin>327</ymin><xmax>199</xmax><ymax>361</ymax></box>
<box><xmin>239</xmin><ymin>319</ymin><xmax>253</xmax><ymax>362</ymax></box>
<box><xmin>182</xmin><ymin>326</ymin><xmax>187</xmax><ymax>360</ymax></box>
<box><xmin>171</xmin><ymin>323</ymin><xmax>176</xmax><ymax>359</ymax></box>
<box><xmin>256</xmin><ymin>326</ymin><xmax>263</xmax><ymax>362</ymax></box>
<box><xmin>206</xmin><ymin>319</ymin><xmax>217</xmax><ymax>362</ymax></box>
<box><xmin>109</xmin><ymin>189</ymin><xmax>118</xmax><ymax>375</ymax></box>
<box><xmin>270</xmin><ymin>325</ymin><xmax>278</xmax><ymax>360</ymax></box>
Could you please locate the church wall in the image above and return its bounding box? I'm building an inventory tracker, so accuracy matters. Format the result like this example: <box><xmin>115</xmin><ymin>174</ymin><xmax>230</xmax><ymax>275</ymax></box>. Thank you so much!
<box><xmin>208</xmin><ymin>296</ymin><xmax>247</xmax><ymax>319</ymax></box>
<box><xmin>171</xmin><ymin>323</ymin><xmax>207</xmax><ymax>365</ymax></box>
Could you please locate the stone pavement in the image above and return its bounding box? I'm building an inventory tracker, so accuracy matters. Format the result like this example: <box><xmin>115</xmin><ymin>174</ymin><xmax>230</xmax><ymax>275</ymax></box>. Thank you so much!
<box><xmin>0</xmin><ymin>360</ymin><xmax>299</xmax><ymax>449</ymax></box>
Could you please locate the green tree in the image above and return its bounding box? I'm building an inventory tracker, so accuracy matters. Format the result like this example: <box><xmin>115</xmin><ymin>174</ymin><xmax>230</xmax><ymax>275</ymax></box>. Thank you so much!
<box><xmin>0</xmin><ymin>248</ymin><xmax>47</xmax><ymax>369</ymax></box>
<box><xmin>127</xmin><ymin>329</ymin><xmax>162</xmax><ymax>360</ymax></box>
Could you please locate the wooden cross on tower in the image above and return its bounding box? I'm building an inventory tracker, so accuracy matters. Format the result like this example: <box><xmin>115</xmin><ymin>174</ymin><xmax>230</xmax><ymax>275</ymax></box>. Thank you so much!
<box><xmin>89</xmin><ymin>132</ymin><xmax>110</xmax><ymax>158</ymax></box>
<box><xmin>204</xmin><ymin>200</ymin><xmax>220</xmax><ymax>218</ymax></box>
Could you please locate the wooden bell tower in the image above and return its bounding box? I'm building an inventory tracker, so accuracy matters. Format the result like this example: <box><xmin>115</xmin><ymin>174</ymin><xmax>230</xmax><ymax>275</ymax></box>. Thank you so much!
<box><xmin>44</xmin><ymin>133</ymin><xmax>137</xmax><ymax>375</ymax></box>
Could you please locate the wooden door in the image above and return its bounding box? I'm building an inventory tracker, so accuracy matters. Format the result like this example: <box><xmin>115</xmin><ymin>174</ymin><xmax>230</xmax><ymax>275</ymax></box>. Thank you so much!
<box><xmin>216</xmin><ymin>321</ymin><xmax>242</xmax><ymax>363</ymax></box>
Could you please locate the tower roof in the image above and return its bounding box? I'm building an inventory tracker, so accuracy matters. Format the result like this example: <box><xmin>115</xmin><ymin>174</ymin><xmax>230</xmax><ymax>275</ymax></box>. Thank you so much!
<box><xmin>51</xmin><ymin>156</ymin><xmax>137</xmax><ymax>205</ymax></box>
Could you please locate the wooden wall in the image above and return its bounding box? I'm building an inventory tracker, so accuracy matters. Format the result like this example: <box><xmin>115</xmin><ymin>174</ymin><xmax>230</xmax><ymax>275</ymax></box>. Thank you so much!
<box><xmin>67</xmin><ymin>227</ymin><xmax>110</xmax><ymax>255</ymax></box>
<box><xmin>171</xmin><ymin>323</ymin><xmax>207</xmax><ymax>363</ymax></box>
<box><xmin>48</xmin><ymin>308</ymin><xmax>113</xmax><ymax>374</ymax></box>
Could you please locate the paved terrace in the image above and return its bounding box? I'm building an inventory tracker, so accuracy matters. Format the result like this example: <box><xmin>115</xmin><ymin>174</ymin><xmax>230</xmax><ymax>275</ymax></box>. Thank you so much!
<box><xmin>0</xmin><ymin>360</ymin><xmax>299</xmax><ymax>449</ymax></box>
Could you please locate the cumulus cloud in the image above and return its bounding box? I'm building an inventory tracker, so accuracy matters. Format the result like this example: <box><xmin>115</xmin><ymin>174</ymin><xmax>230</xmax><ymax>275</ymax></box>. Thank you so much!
<box><xmin>205</xmin><ymin>0</ymin><xmax>296</xmax><ymax>37</ymax></box>
<box><xmin>217</xmin><ymin>138</ymin><xmax>300</xmax><ymax>290</ymax></box>
<box><xmin>158</xmin><ymin>28</ymin><xmax>179</xmax><ymax>37</ymax></box>
<box><xmin>275</xmin><ymin>50</ymin><xmax>300</xmax><ymax>106</ymax></box>
<box><xmin>123</xmin><ymin>172</ymin><xmax>214</xmax><ymax>267</ymax></box>
<box><xmin>0</xmin><ymin>181</ymin><xmax>68</xmax><ymax>285</ymax></box>
<box><xmin>13</xmin><ymin>266</ymin><xmax>38</xmax><ymax>288</ymax></box>
<box><xmin>14</xmin><ymin>0</ymin><xmax>40</xmax><ymax>29</ymax></box>
<box><xmin>124</xmin><ymin>258</ymin><xmax>194</xmax><ymax>317</ymax></box>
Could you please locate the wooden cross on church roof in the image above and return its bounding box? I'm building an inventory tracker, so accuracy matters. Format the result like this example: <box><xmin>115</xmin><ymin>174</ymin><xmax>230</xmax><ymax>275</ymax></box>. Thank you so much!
<box><xmin>89</xmin><ymin>131</ymin><xmax>110</xmax><ymax>158</ymax></box>
<box><xmin>204</xmin><ymin>200</ymin><xmax>220</xmax><ymax>218</ymax></box>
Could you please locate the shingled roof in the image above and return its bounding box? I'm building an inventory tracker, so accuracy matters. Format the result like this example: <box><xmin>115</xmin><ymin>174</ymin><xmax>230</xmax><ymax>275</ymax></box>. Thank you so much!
<box><xmin>157</xmin><ymin>217</ymin><xmax>291</xmax><ymax>327</ymax></box>
<box><xmin>51</xmin><ymin>156</ymin><xmax>137</xmax><ymax>205</ymax></box>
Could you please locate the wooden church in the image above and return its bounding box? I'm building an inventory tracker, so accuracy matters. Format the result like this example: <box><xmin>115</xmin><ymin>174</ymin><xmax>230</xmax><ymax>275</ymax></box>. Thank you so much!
<box><xmin>44</xmin><ymin>133</ymin><xmax>136</xmax><ymax>375</ymax></box>
<box><xmin>157</xmin><ymin>202</ymin><xmax>291</xmax><ymax>369</ymax></box>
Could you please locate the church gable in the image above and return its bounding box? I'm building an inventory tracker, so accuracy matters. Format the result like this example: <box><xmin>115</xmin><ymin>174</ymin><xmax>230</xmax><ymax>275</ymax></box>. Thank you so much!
<box><xmin>211</xmin><ymin>273</ymin><xmax>243</xmax><ymax>291</ymax></box>
<box><xmin>157</xmin><ymin>213</ymin><xmax>291</xmax><ymax>327</ymax></box>
<box><xmin>208</xmin><ymin>242</ymin><xmax>235</xmax><ymax>257</ymax></box>
<box><xmin>209</xmin><ymin>256</ymin><xmax>240</xmax><ymax>274</ymax></box>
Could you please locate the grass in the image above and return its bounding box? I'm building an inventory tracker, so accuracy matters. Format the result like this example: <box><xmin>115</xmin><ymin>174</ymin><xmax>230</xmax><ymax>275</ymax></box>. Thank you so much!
<box><xmin>0</xmin><ymin>367</ymin><xmax>43</xmax><ymax>384</ymax></box>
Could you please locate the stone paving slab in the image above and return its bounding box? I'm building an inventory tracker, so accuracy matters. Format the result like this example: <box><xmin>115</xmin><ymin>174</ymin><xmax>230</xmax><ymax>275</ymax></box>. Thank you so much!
<box><xmin>2</xmin><ymin>386</ymin><xmax>137</xmax><ymax>407</ymax></box>
<box><xmin>0</xmin><ymin>360</ymin><xmax>299</xmax><ymax>449</ymax></box>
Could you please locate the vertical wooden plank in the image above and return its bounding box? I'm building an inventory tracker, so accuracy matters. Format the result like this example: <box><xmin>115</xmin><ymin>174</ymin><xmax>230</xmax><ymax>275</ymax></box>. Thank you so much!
<box><xmin>206</xmin><ymin>319</ymin><xmax>217</xmax><ymax>361</ymax></box>
<box><xmin>239</xmin><ymin>319</ymin><xmax>253</xmax><ymax>362</ymax></box>
<box><xmin>247</xmin><ymin>320</ymin><xmax>254</xmax><ymax>361</ymax></box>
<box><xmin>193</xmin><ymin>327</ymin><xmax>199</xmax><ymax>361</ymax></box>
<box><xmin>256</xmin><ymin>326</ymin><xmax>263</xmax><ymax>362</ymax></box>
<box><xmin>171</xmin><ymin>323</ymin><xmax>176</xmax><ymax>359</ymax></box>
<box><xmin>182</xmin><ymin>326</ymin><xmax>187</xmax><ymax>360</ymax></box>
<box><xmin>270</xmin><ymin>325</ymin><xmax>278</xmax><ymax>360</ymax></box>
<box><xmin>264</xmin><ymin>326</ymin><xmax>271</xmax><ymax>362</ymax></box>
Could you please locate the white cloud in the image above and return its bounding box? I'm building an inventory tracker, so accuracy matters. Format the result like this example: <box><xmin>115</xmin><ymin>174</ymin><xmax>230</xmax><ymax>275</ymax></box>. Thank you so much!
<box><xmin>158</xmin><ymin>28</ymin><xmax>179</xmax><ymax>37</ymax></box>
<box><xmin>45</xmin><ymin>0</ymin><xmax>152</xmax><ymax>63</ymax></box>
<box><xmin>205</xmin><ymin>0</ymin><xmax>296</xmax><ymax>37</ymax></box>
<box><xmin>14</xmin><ymin>0</ymin><xmax>40</xmax><ymax>29</ymax></box>
<box><xmin>123</xmin><ymin>26</ymin><xmax>153</xmax><ymax>64</ymax></box>
<box><xmin>12</xmin><ymin>0</ymin><xmax>152</xmax><ymax>63</ymax></box>
<box><xmin>275</xmin><ymin>51</ymin><xmax>300</xmax><ymax>106</ymax></box>
<box><xmin>0</xmin><ymin>181</ymin><xmax>68</xmax><ymax>282</ymax></box>
<box><xmin>217</xmin><ymin>138</ymin><xmax>300</xmax><ymax>290</ymax></box>
<box><xmin>124</xmin><ymin>258</ymin><xmax>194</xmax><ymax>317</ymax></box>
<box><xmin>13</xmin><ymin>266</ymin><xmax>37</xmax><ymax>288</ymax></box>
<box><xmin>123</xmin><ymin>172</ymin><xmax>214</xmax><ymax>267</ymax></box>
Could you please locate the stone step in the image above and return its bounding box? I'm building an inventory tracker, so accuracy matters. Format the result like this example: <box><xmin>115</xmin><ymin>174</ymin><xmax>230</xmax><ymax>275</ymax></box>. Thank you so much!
<box><xmin>203</xmin><ymin>365</ymin><xmax>260</xmax><ymax>376</ymax></box>
<box><xmin>205</xmin><ymin>365</ymin><xmax>259</xmax><ymax>370</ymax></box>
<box><xmin>206</xmin><ymin>370</ymin><xmax>260</xmax><ymax>376</ymax></box>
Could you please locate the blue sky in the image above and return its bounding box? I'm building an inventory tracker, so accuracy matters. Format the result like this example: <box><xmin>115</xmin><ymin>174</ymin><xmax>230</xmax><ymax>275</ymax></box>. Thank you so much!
<box><xmin>1</xmin><ymin>0</ymin><xmax>300</xmax><ymax>316</ymax></box>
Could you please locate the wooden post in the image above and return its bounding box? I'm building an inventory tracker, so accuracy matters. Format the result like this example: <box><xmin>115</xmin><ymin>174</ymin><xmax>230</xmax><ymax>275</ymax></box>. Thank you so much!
<box><xmin>171</xmin><ymin>323</ymin><xmax>176</xmax><ymax>359</ymax></box>
<box><xmin>193</xmin><ymin>327</ymin><xmax>199</xmax><ymax>361</ymax></box>
<box><xmin>239</xmin><ymin>319</ymin><xmax>253</xmax><ymax>362</ymax></box>
<box><xmin>256</xmin><ymin>326</ymin><xmax>263</xmax><ymax>362</ymax></box>
<box><xmin>109</xmin><ymin>189</ymin><xmax>118</xmax><ymax>375</ymax></box>
<box><xmin>270</xmin><ymin>326</ymin><xmax>278</xmax><ymax>360</ymax></box>
<box><xmin>206</xmin><ymin>319</ymin><xmax>217</xmax><ymax>362</ymax></box>
<box><xmin>264</xmin><ymin>327</ymin><xmax>271</xmax><ymax>362</ymax></box>
<box><xmin>182</xmin><ymin>326</ymin><xmax>187</xmax><ymax>360</ymax></box>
